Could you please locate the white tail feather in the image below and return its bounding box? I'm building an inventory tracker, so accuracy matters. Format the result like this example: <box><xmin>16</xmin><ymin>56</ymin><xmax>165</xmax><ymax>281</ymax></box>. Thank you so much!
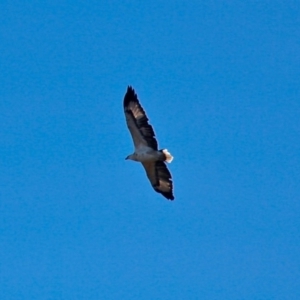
<box><xmin>163</xmin><ymin>149</ymin><xmax>174</xmax><ymax>163</ymax></box>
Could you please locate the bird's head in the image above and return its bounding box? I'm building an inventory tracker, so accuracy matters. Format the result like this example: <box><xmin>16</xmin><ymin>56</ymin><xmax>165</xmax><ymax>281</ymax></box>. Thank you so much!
<box><xmin>125</xmin><ymin>154</ymin><xmax>136</xmax><ymax>161</ymax></box>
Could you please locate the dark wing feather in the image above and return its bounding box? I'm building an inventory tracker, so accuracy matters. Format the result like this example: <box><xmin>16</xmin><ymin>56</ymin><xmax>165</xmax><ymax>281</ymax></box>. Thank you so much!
<box><xmin>123</xmin><ymin>86</ymin><xmax>158</xmax><ymax>150</ymax></box>
<box><xmin>142</xmin><ymin>161</ymin><xmax>174</xmax><ymax>200</ymax></box>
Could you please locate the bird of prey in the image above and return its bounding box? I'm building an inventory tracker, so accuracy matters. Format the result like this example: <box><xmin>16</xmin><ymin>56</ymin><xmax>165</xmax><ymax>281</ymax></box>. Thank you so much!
<box><xmin>124</xmin><ymin>86</ymin><xmax>174</xmax><ymax>200</ymax></box>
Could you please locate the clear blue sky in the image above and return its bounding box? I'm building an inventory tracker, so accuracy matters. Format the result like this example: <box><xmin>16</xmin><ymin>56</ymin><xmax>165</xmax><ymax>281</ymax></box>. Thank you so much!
<box><xmin>1</xmin><ymin>1</ymin><xmax>300</xmax><ymax>299</ymax></box>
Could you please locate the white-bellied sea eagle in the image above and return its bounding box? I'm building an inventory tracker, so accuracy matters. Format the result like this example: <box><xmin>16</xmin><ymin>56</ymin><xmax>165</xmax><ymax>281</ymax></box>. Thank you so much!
<box><xmin>124</xmin><ymin>86</ymin><xmax>174</xmax><ymax>200</ymax></box>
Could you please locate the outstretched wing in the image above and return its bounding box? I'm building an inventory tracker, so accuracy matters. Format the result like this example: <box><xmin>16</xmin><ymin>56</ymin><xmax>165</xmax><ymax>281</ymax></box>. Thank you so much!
<box><xmin>123</xmin><ymin>86</ymin><xmax>158</xmax><ymax>150</ymax></box>
<box><xmin>142</xmin><ymin>161</ymin><xmax>174</xmax><ymax>200</ymax></box>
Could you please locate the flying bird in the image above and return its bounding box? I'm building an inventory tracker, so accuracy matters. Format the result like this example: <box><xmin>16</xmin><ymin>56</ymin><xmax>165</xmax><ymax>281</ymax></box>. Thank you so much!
<box><xmin>124</xmin><ymin>86</ymin><xmax>175</xmax><ymax>200</ymax></box>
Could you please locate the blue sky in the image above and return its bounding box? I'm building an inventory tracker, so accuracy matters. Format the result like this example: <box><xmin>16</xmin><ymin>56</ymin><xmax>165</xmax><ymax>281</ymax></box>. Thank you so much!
<box><xmin>1</xmin><ymin>1</ymin><xmax>300</xmax><ymax>299</ymax></box>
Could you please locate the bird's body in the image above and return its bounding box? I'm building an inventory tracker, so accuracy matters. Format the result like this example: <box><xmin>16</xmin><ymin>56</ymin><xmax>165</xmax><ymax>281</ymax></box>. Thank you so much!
<box><xmin>126</xmin><ymin>147</ymin><xmax>170</xmax><ymax>163</ymax></box>
<box><xmin>123</xmin><ymin>86</ymin><xmax>175</xmax><ymax>200</ymax></box>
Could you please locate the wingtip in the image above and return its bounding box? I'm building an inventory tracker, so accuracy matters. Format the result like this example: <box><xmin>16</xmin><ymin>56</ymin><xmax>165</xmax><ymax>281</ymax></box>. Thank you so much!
<box><xmin>158</xmin><ymin>188</ymin><xmax>175</xmax><ymax>201</ymax></box>
<box><xmin>127</xmin><ymin>85</ymin><xmax>134</xmax><ymax>93</ymax></box>
<box><xmin>124</xmin><ymin>86</ymin><xmax>138</xmax><ymax>107</ymax></box>
<box><xmin>164</xmin><ymin>193</ymin><xmax>175</xmax><ymax>201</ymax></box>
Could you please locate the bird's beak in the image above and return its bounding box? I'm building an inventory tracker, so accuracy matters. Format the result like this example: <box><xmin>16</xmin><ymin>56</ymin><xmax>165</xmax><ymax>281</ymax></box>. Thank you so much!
<box><xmin>125</xmin><ymin>156</ymin><xmax>128</xmax><ymax>160</ymax></box>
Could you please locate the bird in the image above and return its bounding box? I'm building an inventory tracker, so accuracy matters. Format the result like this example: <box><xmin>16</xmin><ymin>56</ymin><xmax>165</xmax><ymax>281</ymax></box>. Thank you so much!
<box><xmin>123</xmin><ymin>86</ymin><xmax>174</xmax><ymax>200</ymax></box>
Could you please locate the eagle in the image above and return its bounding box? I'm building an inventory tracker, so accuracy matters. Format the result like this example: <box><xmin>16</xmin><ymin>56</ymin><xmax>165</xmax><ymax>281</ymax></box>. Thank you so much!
<box><xmin>124</xmin><ymin>86</ymin><xmax>175</xmax><ymax>200</ymax></box>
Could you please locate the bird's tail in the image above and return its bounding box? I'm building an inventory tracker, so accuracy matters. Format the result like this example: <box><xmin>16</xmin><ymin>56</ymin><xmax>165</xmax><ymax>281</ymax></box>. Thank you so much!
<box><xmin>162</xmin><ymin>149</ymin><xmax>174</xmax><ymax>163</ymax></box>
